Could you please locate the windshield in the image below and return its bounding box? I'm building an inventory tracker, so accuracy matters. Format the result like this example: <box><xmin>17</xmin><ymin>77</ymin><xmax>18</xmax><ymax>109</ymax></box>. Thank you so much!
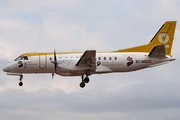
<box><xmin>14</xmin><ymin>57</ymin><xmax>22</xmax><ymax>61</ymax></box>
<box><xmin>20</xmin><ymin>56</ymin><xmax>28</xmax><ymax>60</ymax></box>
<box><xmin>14</xmin><ymin>56</ymin><xmax>28</xmax><ymax>61</ymax></box>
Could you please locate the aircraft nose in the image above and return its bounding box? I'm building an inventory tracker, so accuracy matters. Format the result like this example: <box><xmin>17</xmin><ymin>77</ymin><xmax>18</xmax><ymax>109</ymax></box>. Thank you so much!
<box><xmin>3</xmin><ymin>66</ymin><xmax>9</xmax><ymax>72</ymax></box>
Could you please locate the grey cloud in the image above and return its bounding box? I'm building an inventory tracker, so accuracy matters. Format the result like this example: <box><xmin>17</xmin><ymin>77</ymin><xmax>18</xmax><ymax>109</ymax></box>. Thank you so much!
<box><xmin>0</xmin><ymin>78</ymin><xmax>180</xmax><ymax>120</ymax></box>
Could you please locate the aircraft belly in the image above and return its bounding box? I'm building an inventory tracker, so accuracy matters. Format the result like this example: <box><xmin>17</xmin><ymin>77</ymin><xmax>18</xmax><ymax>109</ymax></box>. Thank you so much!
<box><xmin>96</xmin><ymin>66</ymin><xmax>113</xmax><ymax>73</ymax></box>
<box><xmin>58</xmin><ymin>66</ymin><xmax>91</xmax><ymax>72</ymax></box>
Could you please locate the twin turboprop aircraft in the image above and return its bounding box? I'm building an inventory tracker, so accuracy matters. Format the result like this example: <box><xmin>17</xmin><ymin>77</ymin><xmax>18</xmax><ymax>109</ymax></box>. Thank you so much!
<box><xmin>3</xmin><ymin>21</ymin><xmax>177</xmax><ymax>88</ymax></box>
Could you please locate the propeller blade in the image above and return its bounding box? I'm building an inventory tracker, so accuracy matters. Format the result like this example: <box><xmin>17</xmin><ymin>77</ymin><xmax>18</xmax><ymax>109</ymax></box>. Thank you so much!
<box><xmin>54</xmin><ymin>50</ymin><xmax>57</xmax><ymax>73</ymax></box>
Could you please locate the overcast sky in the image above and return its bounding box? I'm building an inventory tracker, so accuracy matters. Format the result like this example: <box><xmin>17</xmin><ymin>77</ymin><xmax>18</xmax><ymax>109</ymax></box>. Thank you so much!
<box><xmin>1</xmin><ymin>0</ymin><xmax>180</xmax><ymax>120</ymax></box>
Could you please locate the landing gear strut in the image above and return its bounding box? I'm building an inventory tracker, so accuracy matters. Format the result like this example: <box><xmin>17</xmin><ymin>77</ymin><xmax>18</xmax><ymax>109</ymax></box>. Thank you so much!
<box><xmin>79</xmin><ymin>74</ymin><xmax>90</xmax><ymax>88</ymax></box>
<box><xmin>19</xmin><ymin>75</ymin><xmax>23</xmax><ymax>86</ymax></box>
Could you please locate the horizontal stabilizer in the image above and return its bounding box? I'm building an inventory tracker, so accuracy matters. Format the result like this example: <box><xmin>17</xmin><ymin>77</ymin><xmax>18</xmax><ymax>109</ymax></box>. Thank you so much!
<box><xmin>148</xmin><ymin>61</ymin><xmax>169</xmax><ymax>68</ymax></box>
<box><xmin>148</xmin><ymin>45</ymin><xmax>166</xmax><ymax>58</ymax></box>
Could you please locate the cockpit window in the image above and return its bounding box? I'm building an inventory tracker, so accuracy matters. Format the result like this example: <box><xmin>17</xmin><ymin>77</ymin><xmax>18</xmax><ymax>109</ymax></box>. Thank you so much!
<box><xmin>14</xmin><ymin>57</ymin><xmax>22</xmax><ymax>61</ymax></box>
<box><xmin>20</xmin><ymin>56</ymin><xmax>28</xmax><ymax>60</ymax></box>
<box><xmin>14</xmin><ymin>56</ymin><xmax>28</xmax><ymax>61</ymax></box>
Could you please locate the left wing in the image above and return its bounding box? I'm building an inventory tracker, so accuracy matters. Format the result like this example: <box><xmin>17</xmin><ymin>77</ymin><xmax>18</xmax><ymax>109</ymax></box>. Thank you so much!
<box><xmin>76</xmin><ymin>50</ymin><xmax>96</xmax><ymax>69</ymax></box>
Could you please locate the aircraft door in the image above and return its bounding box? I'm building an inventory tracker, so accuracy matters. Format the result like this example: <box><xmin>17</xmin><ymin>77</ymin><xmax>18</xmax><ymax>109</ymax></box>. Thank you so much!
<box><xmin>39</xmin><ymin>54</ymin><xmax>47</xmax><ymax>69</ymax></box>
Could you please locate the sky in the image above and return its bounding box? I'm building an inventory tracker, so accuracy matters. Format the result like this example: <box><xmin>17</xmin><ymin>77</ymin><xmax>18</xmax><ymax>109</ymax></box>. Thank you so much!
<box><xmin>0</xmin><ymin>0</ymin><xmax>180</xmax><ymax>120</ymax></box>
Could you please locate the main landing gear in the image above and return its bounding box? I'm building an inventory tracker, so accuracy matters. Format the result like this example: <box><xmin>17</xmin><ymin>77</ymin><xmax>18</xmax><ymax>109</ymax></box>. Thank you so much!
<box><xmin>80</xmin><ymin>74</ymin><xmax>90</xmax><ymax>88</ymax></box>
<box><xmin>19</xmin><ymin>75</ymin><xmax>23</xmax><ymax>86</ymax></box>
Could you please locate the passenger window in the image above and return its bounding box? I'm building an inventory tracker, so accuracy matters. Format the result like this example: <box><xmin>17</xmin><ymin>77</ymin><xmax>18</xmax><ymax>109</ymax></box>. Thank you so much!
<box><xmin>104</xmin><ymin>57</ymin><xmax>106</xmax><ymax>60</ymax></box>
<box><xmin>20</xmin><ymin>56</ymin><xmax>28</xmax><ymax>60</ymax></box>
<box><xmin>115</xmin><ymin>57</ymin><xmax>117</xmax><ymax>60</ymax></box>
<box><xmin>98</xmin><ymin>57</ymin><xmax>101</xmax><ymax>60</ymax></box>
<box><xmin>109</xmin><ymin>57</ymin><xmax>112</xmax><ymax>60</ymax></box>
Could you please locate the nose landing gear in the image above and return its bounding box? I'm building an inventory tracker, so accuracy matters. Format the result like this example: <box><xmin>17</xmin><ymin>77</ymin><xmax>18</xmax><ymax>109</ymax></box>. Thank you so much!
<box><xmin>19</xmin><ymin>75</ymin><xmax>23</xmax><ymax>86</ymax></box>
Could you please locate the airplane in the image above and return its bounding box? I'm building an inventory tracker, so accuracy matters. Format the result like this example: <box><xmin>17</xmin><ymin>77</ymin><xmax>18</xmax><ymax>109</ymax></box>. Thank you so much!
<box><xmin>3</xmin><ymin>21</ymin><xmax>177</xmax><ymax>88</ymax></box>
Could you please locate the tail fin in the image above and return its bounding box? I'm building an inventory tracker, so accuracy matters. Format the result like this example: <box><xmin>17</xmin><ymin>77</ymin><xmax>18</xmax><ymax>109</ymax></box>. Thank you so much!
<box><xmin>149</xmin><ymin>21</ymin><xmax>176</xmax><ymax>56</ymax></box>
<box><xmin>113</xmin><ymin>21</ymin><xmax>177</xmax><ymax>56</ymax></box>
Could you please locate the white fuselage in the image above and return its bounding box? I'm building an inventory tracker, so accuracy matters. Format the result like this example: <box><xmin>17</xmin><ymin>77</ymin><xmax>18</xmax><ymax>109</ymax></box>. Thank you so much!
<box><xmin>3</xmin><ymin>52</ymin><xmax>175</xmax><ymax>76</ymax></box>
<box><xmin>2</xmin><ymin>21</ymin><xmax>177</xmax><ymax>88</ymax></box>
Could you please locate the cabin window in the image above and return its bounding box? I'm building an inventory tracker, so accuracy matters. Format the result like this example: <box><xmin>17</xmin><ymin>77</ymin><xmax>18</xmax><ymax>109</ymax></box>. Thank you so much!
<box><xmin>98</xmin><ymin>57</ymin><xmax>101</xmax><ymax>60</ymax></box>
<box><xmin>104</xmin><ymin>57</ymin><xmax>106</xmax><ymax>60</ymax></box>
<box><xmin>109</xmin><ymin>57</ymin><xmax>112</xmax><ymax>60</ymax></box>
<box><xmin>115</xmin><ymin>57</ymin><xmax>117</xmax><ymax>60</ymax></box>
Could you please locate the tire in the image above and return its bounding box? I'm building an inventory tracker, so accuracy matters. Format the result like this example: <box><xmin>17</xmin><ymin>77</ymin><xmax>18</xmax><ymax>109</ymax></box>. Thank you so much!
<box><xmin>80</xmin><ymin>82</ymin><xmax>85</xmax><ymax>88</ymax></box>
<box><xmin>84</xmin><ymin>77</ymin><xmax>89</xmax><ymax>83</ymax></box>
<box><xmin>19</xmin><ymin>82</ymin><xmax>23</xmax><ymax>86</ymax></box>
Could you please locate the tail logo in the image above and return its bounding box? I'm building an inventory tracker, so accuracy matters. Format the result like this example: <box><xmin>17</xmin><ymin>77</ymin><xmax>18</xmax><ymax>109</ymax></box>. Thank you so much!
<box><xmin>158</xmin><ymin>32</ymin><xmax>169</xmax><ymax>44</ymax></box>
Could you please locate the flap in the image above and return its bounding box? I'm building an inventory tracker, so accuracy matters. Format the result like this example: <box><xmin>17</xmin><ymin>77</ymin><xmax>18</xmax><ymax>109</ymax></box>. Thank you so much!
<box><xmin>148</xmin><ymin>45</ymin><xmax>166</xmax><ymax>58</ymax></box>
<box><xmin>76</xmin><ymin>50</ymin><xmax>96</xmax><ymax>67</ymax></box>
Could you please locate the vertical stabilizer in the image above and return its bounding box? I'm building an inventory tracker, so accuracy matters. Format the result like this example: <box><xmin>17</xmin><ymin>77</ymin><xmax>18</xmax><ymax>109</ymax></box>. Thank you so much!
<box><xmin>113</xmin><ymin>21</ymin><xmax>177</xmax><ymax>56</ymax></box>
<box><xmin>149</xmin><ymin>21</ymin><xmax>176</xmax><ymax>56</ymax></box>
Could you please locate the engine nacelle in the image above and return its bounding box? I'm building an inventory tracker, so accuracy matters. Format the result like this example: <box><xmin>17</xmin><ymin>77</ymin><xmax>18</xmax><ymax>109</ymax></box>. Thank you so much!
<box><xmin>57</xmin><ymin>58</ymin><xmax>90</xmax><ymax>72</ymax></box>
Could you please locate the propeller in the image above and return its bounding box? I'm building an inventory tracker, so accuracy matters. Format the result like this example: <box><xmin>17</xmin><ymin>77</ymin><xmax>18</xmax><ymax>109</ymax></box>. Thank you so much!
<box><xmin>50</xmin><ymin>50</ymin><xmax>57</xmax><ymax>79</ymax></box>
<box><xmin>54</xmin><ymin>49</ymin><xmax>57</xmax><ymax>73</ymax></box>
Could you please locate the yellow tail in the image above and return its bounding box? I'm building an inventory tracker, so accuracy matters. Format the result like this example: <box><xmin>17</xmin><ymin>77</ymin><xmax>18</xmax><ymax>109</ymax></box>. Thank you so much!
<box><xmin>113</xmin><ymin>21</ymin><xmax>177</xmax><ymax>56</ymax></box>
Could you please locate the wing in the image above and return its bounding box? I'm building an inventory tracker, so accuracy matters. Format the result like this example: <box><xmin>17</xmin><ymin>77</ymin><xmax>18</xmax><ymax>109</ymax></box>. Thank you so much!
<box><xmin>76</xmin><ymin>50</ymin><xmax>96</xmax><ymax>68</ymax></box>
<box><xmin>148</xmin><ymin>45</ymin><xmax>166</xmax><ymax>58</ymax></box>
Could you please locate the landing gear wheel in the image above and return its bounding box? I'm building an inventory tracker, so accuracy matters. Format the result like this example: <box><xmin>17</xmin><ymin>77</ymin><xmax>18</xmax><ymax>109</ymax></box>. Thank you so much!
<box><xmin>84</xmin><ymin>77</ymin><xmax>89</xmax><ymax>83</ymax></box>
<box><xmin>19</xmin><ymin>82</ymin><xmax>23</xmax><ymax>86</ymax></box>
<box><xmin>80</xmin><ymin>82</ymin><xmax>85</xmax><ymax>88</ymax></box>
<box><xmin>18</xmin><ymin>75</ymin><xmax>23</xmax><ymax>86</ymax></box>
